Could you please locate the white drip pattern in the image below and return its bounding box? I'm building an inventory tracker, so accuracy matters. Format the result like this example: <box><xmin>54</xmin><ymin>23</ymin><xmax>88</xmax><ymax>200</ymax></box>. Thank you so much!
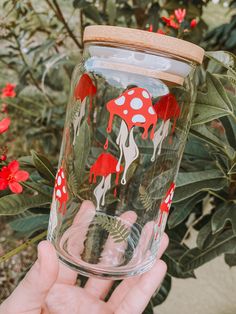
<box><xmin>151</xmin><ymin>119</ymin><xmax>170</xmax><ymax>161</ymax></box>
<box><xmin>94</xmin><ymin>174</ymin><xmax>112</xmax><ymax>210</ymax></box>
<box><xmin>116</xmin><ymin>121</ymin><xmax>139</xmax><ymax>185</ymax></box>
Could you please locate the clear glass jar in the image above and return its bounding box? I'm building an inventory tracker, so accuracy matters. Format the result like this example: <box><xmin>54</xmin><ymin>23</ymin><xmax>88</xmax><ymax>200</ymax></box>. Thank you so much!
<box><xmin>47</xmin><ymin>26</ymin><xmax>204</xmax><ymax>279</ymax></box>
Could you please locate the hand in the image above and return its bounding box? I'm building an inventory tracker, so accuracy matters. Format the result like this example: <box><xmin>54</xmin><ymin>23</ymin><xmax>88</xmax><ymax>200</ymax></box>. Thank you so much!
<box><xmin>0</xmin><ymin>235</ymin><xmax>168</xmax><ymax>314</ymax></box>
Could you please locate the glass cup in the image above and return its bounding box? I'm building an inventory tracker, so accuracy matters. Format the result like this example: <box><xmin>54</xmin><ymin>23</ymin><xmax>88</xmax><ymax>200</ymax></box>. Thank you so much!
<box><xmin>47</xmin><ymin>26</ymin><xmax>204</xmax><ymax>279</ymax></box>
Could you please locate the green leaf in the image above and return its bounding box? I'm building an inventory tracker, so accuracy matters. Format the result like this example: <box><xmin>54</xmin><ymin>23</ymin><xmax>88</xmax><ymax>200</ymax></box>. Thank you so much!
<box><xmin>184</xmin><ymin>136</ymin><xmax>211</xmax><ymax>160</ymax></box>
<box><xmin>206</xmin><ymin>51</ymin><xmax>236</xmax><ymax>75</ymax></box>
<box><xmin>212</xmin><ymin>203</ymin><xmax>236</xmax><ymax>234</ymax></box>
<box><xmin>175</xmin><ymin>170</ymin><xmax>227</xmax><ymax>202</ymax></box>
<box><xmin>162</xmin><ymin>239</ymin><xmax>195</xmax><ymax>278</ymax></box>
<box><xmin>192</xmin><ymin>72</ymin><xmax>234</xmax><ymax>125</ymax></box>
<box><xmin>0</xmin><ymin>194</ymin><xmax>51</xmax><ymax>216</ymax></box>
<box><xmin>18</xmin><ymin>85</ymin><xmax>45</xmax><ymax>105</ymax></box>
<box><xmin>74</xmin><ymin>120</ymin><xmax>91</xmax><ymax>186</ymax></box>
<box><xmin>143</xmin><ymin>301</ymin><xmax>154</xmax><ymax>314</ymax></box>
<box><xmin>9</xmin><ymin>214</ymin><xmax>49</xmax><ymax>235</ymax></box>
<box><xmin>73</xmin><ymin>0</ymin><xmax>89</xmax><ymax>9</ymax></box>
<box><xmin>18</xmin><ymin>155</ymin><xmax>35</xmax><ymax>168</ymax></box>
<box><xmin>152</xmin><ymin>274</ymin><xmax>171</xmax><ymax>306</ymax></box>
<box><xmin>83</xmin><ymin>5</ymin><xmax>103</xmax><ymax>24</ymax></box>
<box><xmin>190</xmin><ymin>123</ymin><xmax>234</xmax><ymax>159</ymax></box>
<box><xmin>197</xmin><ymin>220</ymin><xmax>215</xmax><ymax>250</ymax></box>
<box><xmin>23</xmin><ymin>182</ymin><xmax>53</xmax><ymax>197</ymax></box>
<box><xmin>225</xmin><ymin>29</ymin><xmax>236</xmax><ymax>50</ymax></box>
<box><xmin>221</xmin><ymin>116</ymin><xmax>236</xmax><ymax>150</ymax></box>
<box><xmin>31</xmin><ymin>150</ymin><xmax>56</xmax><ymax>184</ymax></box>
<box><xmin>181</xmin><ymin>230</ymin><xmax>236</xmax><ymax>271</ymax></box>
<box><xmin>169</xmin><ymin>192</ymin><xmax>206</xmax><ymax>229</ymax></box>
<box><xmin>107</xmin><ymin>0</ymin><xmax>117</xmax><ymax>25</ymax></box>
<box><xmin>225</xmin><ymin>253</ymin><xmax>236</xmax><ymax>267</ymax></box>
<box><xmin>229</xmin><ymin>164</ymin><xmax>236</xmax><ymax>175</ymax></box>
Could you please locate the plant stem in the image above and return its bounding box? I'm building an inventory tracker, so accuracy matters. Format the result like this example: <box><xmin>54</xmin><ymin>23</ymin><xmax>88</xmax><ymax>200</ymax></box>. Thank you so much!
<box><xmin>5</xmin><ymin>100</ymin><xmax>38</xmax><ymax>117</ymax></box>
<box><xmin>0</xmin><ymin>230</ymin><xmax>47</xmax><ymax>263</ymax></box>
<box><xmin>13</xmin><ymin>33</ymin><xmax>55</xmax><ymax>107</ymax></box>
<box><xmin>80</xmin><ymin>9</ymin><xmax>84</xmax><ymax>50</ymax></box>
<box><xmin>13</xmin><ymin>34</ymin><xmax>42</xmax><ymax>91</ymax></box>
<box><xmin>102</xmin><ymin>0</ymin><xmax>107</xmax><ymax>14</ymax></box>
<box><xmin>208</xmin><ymin>191</ymin><xmax>227</xmax><ymax>202</ymax></box>
<box><xmin>46</xmin><ymin>0</ymin><xmax>82</xmax><ymax>50</ymax></box>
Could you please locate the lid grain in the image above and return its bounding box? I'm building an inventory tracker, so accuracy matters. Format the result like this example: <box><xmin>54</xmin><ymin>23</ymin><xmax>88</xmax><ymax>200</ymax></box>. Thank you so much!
<box><xmin>84</xmin><ymin>26</ymin><xmax>205</xmax><ymax>64</ymax></box>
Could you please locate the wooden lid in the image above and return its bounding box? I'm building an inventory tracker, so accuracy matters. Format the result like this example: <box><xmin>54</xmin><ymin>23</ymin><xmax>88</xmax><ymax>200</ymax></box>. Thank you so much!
<box><xmin>84</xmin><ymin>26</ymin><xmax>205</xmax><ymax>64</ymax></box>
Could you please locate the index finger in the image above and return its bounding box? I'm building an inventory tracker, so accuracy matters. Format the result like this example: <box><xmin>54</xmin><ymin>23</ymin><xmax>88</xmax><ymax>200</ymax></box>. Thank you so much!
<box><xmin>116</xmin><ymin>259</ymin><xmax>167</xmax><ymax>314</ymax></box>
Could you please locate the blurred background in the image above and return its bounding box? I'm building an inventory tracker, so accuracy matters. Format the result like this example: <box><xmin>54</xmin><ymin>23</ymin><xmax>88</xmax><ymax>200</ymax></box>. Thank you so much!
<box><xmin>0</xmin><ymin>1</ymin><xmax>236</xmax><ymax>313</ymax></box>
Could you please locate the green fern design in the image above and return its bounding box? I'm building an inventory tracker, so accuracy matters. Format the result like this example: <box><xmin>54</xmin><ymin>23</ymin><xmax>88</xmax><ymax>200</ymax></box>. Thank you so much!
<box><xmin>94</xmin><ymin>214</ymin><xmax>130</xmax><ymax>243</ymax></box>
<box><xmin>139</xmin><ymin>185</ymin><xmax>153</xmax><ymax>211</ymax></box>
<box><xmin>70</xmin><ymin>100</ymin><xmax>82</xmax><ymax>122</ymax></box>
<box><xmin>68</xmin><ymin>171</ymin><xmax>79</xmax><ymax>197</ymax></box>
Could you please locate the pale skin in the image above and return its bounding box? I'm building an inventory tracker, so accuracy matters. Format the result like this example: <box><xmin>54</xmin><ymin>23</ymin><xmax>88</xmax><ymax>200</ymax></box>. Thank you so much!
<box><xmin>0</xmin><ymin>234</ymin><xmax>168</xmax><ymax>314</ymax></box>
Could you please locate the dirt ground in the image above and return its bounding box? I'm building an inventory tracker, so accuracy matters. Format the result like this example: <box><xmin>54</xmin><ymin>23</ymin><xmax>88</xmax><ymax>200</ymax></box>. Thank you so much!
<box><xmin>156</xmin><ymin>256</ymin><xmax>236</xmax><ymax>314</ymax></box>
<box><xmin>156</xmin><ymin>229</ymin><xmax>236</xmax><ymax>314</ymax></box>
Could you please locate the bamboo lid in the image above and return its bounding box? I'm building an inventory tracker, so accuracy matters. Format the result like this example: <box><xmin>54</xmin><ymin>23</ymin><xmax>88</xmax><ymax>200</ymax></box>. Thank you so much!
<box><xmin>84</xmin><ymin>26</ymin><xmax>205</xmax><ymax>64</ymax></box>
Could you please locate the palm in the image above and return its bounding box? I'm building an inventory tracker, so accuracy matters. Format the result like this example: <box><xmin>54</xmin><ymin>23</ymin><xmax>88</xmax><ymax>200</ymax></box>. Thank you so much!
<box><xmin>44</xmin><ymin>234</ymin><xmax>168</xmax><ymax>314</ymax></box>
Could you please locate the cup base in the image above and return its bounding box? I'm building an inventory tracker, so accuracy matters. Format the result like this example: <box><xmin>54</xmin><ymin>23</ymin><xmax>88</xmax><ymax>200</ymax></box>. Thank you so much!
<box><xmin>53</xmin><ymin>212</ymin><xmax>160</xmax><ymax>280</ymax></box>
<box><xmin>57</xmin><ymin>253</ymin><xmax>156</xmax><ymax>280</ymax></box>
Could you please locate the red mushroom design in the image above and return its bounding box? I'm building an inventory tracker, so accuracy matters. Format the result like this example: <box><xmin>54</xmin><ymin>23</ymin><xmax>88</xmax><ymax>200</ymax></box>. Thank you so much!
<box><xmin>154</xmin><ymin>182</ymin><xmax>176</xmax><ymax>241</ymax></box>
<box><xmin>106</xmin><ymin>87</ymin><xmax>157</xmax><ymax>184</ymax></box>
<box><xmin>152</xmin><ymin>93</ymin><xmax>180</xmax><ymax>160</ymax></box>
<box><xmin>89</xmin><ymin>153</ymin><xmax>123</xmax><ymax>210</ymax></box>
<box><xmin>72</xmin><ymin>73</ymin><xmax>97</xmax><ymax>145</ymax></box>
<box><xmin>54</xmin><ymin>166</ymin><xmax>68</xmax><ymax>215</ymax></box>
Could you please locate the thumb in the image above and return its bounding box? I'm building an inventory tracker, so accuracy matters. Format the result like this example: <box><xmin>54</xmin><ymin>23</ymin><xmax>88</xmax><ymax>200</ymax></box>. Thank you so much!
<box><xmin>0</xmin><ymin>240</ymin><xmax>59</xmax><ymax>314</ymax></box>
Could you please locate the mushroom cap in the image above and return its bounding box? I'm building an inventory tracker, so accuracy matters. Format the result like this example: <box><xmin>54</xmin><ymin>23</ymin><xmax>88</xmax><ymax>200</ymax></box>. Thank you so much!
<box><xmin>106</xmin><ymin>87</ymin><xmax>157</xmax><ymax>133</ymax></box>
<box><xmin>153</xmin><ymin>93</ymin><xmax>180</xmax><ymax>120</ymax></box>
<box><xmin>90</xmin><ymin>152</ymin><xmax>123</xmax><ymax>178</ymax></box>
<box><xmin>74</xmin><ymin>73</ymin><xmax>97</xmax><ymax>101</ymax></box>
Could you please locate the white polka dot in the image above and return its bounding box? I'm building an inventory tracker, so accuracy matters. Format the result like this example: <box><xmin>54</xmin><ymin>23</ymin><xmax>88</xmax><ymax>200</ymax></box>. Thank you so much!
<box><xmin>123</xmin><ymin>109</ymin><xmax>128</xmax><ymax>115</ymax></box>
<box><xmin>130</xmin><ymin>98</ymin><xmax>143</xmax><ymax>110</ymax></box>
<box><xmin>132</xmin><ymin>114</ymin><xmax>146</xmax><ymax>123</ymax></box>
<box><xmin>115</xmin><ymin>96</ymin><xmax>125</xmax><ymax>106</ymax></box>
<box><xmin>62</xmin><ymin>186</ymin><xmax>66</xmax><ymax>193</ymax></box>
<box><xmin>142</xmin><ymin>90</ymin><xmax>149</xmax><ymax>98</ymax></box>
<box><xmin>128</xmin><ymin>90</ymin><xmax>134</xmax><ymax>95</ymax></box>
<box><xmin>56</xmin><ymin>189</ymin><xmax>61</xmax><ymax>198</ymax></box>
<box><xmin>148</xmin><ymin>106</ymin><xmax>155</xmax><ymax>115</ymax></box>
<box><xmin>57</xmin><ymin>176</ymin><xmax>62</xmax><ymax>186</ymax></box>
<box><xmin>61</xmin><ymin>171</ymin><xmax>65</xmax><ymax>179</ymax></box>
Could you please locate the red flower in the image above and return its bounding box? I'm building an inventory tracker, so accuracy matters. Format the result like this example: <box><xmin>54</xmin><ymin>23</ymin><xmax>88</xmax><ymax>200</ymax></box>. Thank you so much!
<box><xmin>1</xmin><ymin>83</ymin><xmax>16</xmax><ymax>98</ymax></box>
<box><xmin>0</xmin><ymin>154</ymin><xmax>7</xmax><ymax>161</ymax></box>
<box><xmin>0</xmin><ymin>117</ymin><xmax>11</xmax><ymax>134</ymax></box>
<box><xmin>162</xmin><ymin>16</ymin><xmax>179</xmax><ymax>29</ymax></box>
<box><xmin>0</xmin><ymin>160</ymin><xmax>29</xmax><ymax>193</ymax></box>
<box><xmin>174</xmin><ymin>8</ymin><xmax>186</xmax><ymax>23</ymax></box>
<box><xmin>148</xmin><ymin>24</ymin><xmax>153</xmax><ymax>32</ymax></box>
<box><xmin>157</xmin><ymin>29</ymin><xmax>166</xmax><ymax>35</ymax></box>
<box><xmin>190</xmin><ymin>19</ymin><xmax>197</xmax><ymax>28</ymax></box>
